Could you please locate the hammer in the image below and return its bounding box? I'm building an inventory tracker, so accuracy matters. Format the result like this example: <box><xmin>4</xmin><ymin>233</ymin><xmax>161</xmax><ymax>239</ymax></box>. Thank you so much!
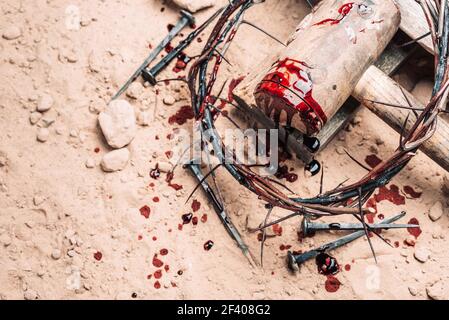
<box><xmin>234</xmin><ymin>0</ymin><xmax>449</xmax><ymax>172</ymax></box>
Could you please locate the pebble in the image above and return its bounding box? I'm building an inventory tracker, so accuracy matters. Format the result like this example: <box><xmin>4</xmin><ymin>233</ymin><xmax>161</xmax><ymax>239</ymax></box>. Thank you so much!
<box><xmin>428</xmin><ymin>201</ymin><xmax>444</xmax><ymax>221</ymax></box>
<box><xmin>412</xmin><ymin>79</ymin><xmax>434</xmax><ymax>105</ymax></box>
<box><xmin>351</xmin><ymin>116</ymin><xmax>362</xmax><ymax>125</ymax></box>
<box><xmin>426</xmin><ymin>279</ymin><xmax>448</xmax><ymax>300</ymax></box>
<box><xmin>336</xmin><ymin>146</ymin><xmax>345</xmax><ymax>155</ymax></box>
<box><xmin>404</xmin><ymin>236</ymin><xmax>416</xmax><ymax>247</ymax></box>
<box><xmin>98</xmin><ymin>99</ymin><xmax>137</xmax><ymax>149</ymax></box>
<box><xmin>85</xmin><ymin>158</ymin><xmax>95</xmax><ymax>169</ymax></box>
<box><xmin>37</xmin><ymin>94</ymin><xmax>54</xmax><ymax>112</ymax></box>
<box><xmin>2</xmin><ymin>26</ymin><xmax>22</xmax><ymax>40</ymax></box>
<box><xmin>36</xmin><ymin>128</ymin><xmax>49</xmax><ymax>142</ymax></box>
<box><xmin>126</xmin><ymin>82</ymin><xmax>144</xmax><ymax>99</ymax></box>
<box><xmin>163</xmin><ymin>95</ymin><xmax>176</xmax><ymax>106</ymax></box>
<box><xmin>245</xmin><ymin>214</ymin><xmax>261</xmax><ymax>231</ymax></box>
<box><xmin>51</xmin><ymin>249</ymin><xmax>62</xmax><ymax>260</ymax></box>
<box><xmin>67</xmin><ymin>250</ymin><xmax>76</xmax><ymax>257</ymax></box>
<box><xmin>172</xmin><ymin>0</ymin><xmax>215</xmax><ymax>13</ymax></box>
<box><xmin>40</xmin><ymin>110</ymin><xmax>57</xmax><ymax>127</ymax></box>
<box><xmin>414</xmin><ymin>246</ymin><xmax>430</xmax><ymax>263</ymax></box>
<box><xmin>101</xmin><ymin>148</ymin><xmax>130</xmax><ymax>172</ymax></box>
<box><xmin>408</xmin><ymin>285</ymin><xmax>419</xmax><ymax>296</ymax></box>
<box><xmin>29</xmin><ymin>112</ymin><xmax>42</xmax><ymax>125</ymax></box>
<box><xmin>136</xmin><ymin>111</ymin><xmax>153</xmax><ymax>126</ymax></box>
<box><xmin>23</xmin><ymin>289</ymin><xmax>38</xmax><ymax>300</ymax></box>
<box><xmin>157</xmin><ymin>161</ymin><xmax>173</xmax><ymax>173</ymax></box>
<box><xmin>33</xmin><ymin>195</ymin><xmax>46</xmax><ymax>206</ymax></box>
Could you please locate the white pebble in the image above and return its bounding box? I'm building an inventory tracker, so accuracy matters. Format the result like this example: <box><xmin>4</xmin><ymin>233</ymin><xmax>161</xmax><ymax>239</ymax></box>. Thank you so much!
<box><xmin>51</xmin><ymin>249</ymin><xmax>62</xmax><ymax>260</ymax></box>
<box><xmin>2</xmin><ymin>26</ymin><xmax>22</xmax><ymax>40</ymax></box>
<box><xmin>37</xmin><ymin>94</ymin><xmax>54</xmax><ymax>112</ymax></box>
<box><xmin>101</xmin><ymin>148</ymin><xmax>130</xmax><ymax>172</ymax></box>
<box><xmin>29</xmin><ymin>112</ymin><xmax>42</xmax><ymax>125</ymax></box>
<box><xmin>429</xmin><ymin>201</ymin><xmax>444</xmax><ymax>222</ymax></box>
<box><xmin>414</xmin><ymin>246</ymin><xmax>430</xmax><ymax>263</ymax></box>
<box><xmin>163</xmin><ymin>95</ymin><xmax>176</xmax><ymax>106</ymax></box>
<box><xmin>36</xmin><ymin>128</ymin><xmax>49</xmax><ymax>142</ymax></box>
<box><xmin>85</xmin><ymin>158</ymin><xmax>95</xmax><ymax>168</ymax></box>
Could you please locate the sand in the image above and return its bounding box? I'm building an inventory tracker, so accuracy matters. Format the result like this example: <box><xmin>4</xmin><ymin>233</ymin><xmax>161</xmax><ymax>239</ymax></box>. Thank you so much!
<box><xmin>0</xmin><ymin>0</ymin><xmax>448</xmax><ymax>300</ymax></box>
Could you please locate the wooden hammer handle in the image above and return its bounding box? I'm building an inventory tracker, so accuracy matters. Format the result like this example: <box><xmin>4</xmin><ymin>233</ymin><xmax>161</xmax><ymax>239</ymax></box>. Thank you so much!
<box><xmin>353</xmin><ymin>65</ymin><xmax>449</xmax><ymax>172</ymax></box>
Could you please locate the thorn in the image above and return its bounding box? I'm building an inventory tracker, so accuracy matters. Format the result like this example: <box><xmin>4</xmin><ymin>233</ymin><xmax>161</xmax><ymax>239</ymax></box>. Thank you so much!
<box><xmin>242</xmin><ymin>20</ymin><xmax>286</xmax><ymax>47</ymax></box>
<box><xmin>214</xmin><ymin>48</ymin><xmax>232</xmax><ymax>66</ymax></box>
<box><xmin>185</xmin><ymin>164</ymin><xmax>222</xmax><ymax>204</ymax></box>
<box><xmin>398</xmin><ymin>31</ymin><xmax>431</xmax><ymax>47</ymax></box>
<box><xmin>358</xmin><ymin>188</ymin><xmax>377</xmax><ymax>264</ymax></box>
<box><xmin>343</xmin><ymin>149</ymin><xmax>371</xmax><ymax>171</ymax></box>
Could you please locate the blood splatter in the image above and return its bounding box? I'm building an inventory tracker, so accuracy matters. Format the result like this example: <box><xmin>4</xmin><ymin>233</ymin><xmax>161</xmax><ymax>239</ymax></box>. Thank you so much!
<box><xmin>165</xmin><ymin>151</ymin><xmax>173</xmax><ymax>159</ymax></box>
<box><xmin>275</xmin><ymin>165</ymin><xmax>298</xmax><ymax>183</ymax></box>
<box><xmin>178</xmin><ymin>224</ymin><xmax>183</xmax><ymax>231</ymax></box>
<box><xmin>168</xmin><ymin>105</ymin><xmax>195</xmax><ymax>125</ymax></box>
<box><xmin>154</xmin><ymin>281</ymin><xmax>161</xmax><ymax>289</ymax></box>
<box><xmin>177</xmin><ymin>270</ymin><xmax>183</xmax><ymax>276</ymax></box>
<box><xmin>166</xmin><ymin>172</ymin><xmax>183</xmax><ymax>191</ymax></box>
<box><xmin>152</xmin><ymin>254</ymin><xmax>164</xmax><ymax>268</ymax></box>
<box><xmin>152</xmin><ymin>236</ymin><xmax>157</xmax><ymax>241</ymax></box>
<box><xmin>344</xmin><ymin>264</ymin><xmax>351</xmax><ymax>271</ymax></box>
<box><xmin>138</xmin><ymin>235</ymin><xmax>143</xmax><ymax>240</ymax></box>
<box><xmin>192</xmin><ymin>216</ymin><xmax>198</xmax><ymax>225</ymax></box>
<box><xmin>160</xmin><ymin>248</ymin><xmax>168</xmax><ymax>256</ymax></box>
<box><xmin>313</xmin><ymin>2</ymin><xmax>355</xmax><ymax>26</ymax></box>
<box><xmin>154</xmin><ymin>270</ymin><xmax>163</xmax><ymax>279</ymax></box>
<box><xmin>280</xmin><ymin>244</ymin><xmax>292</xmax><ymax>251</ymax></box>
<box><xmin>316</xmin><ymin>252</ymin><xmax>340</xmax><ymax>275</ymax></box>
<box><xmin>403</xmin><ymin>186</ymin><xmax>422</xmax><ymax>199</ymax></box>
<box><xmin>374</xmin><ymin>185</ymin><xmax>405</xmax><ymax>206</ymax></box>
<box><xmin>201</xmin><ymin>214</ymin><xmax>208</xmax><ymax>223</ymax></box>
<box><xmin>325</xmin><ymin>276</ymin><xmax>341</xmax><ymax>293</ymax></box>
<box><xmin>272</xmin><ymin>224</ymin><xmax>283</xmax><ymax>236</ymax></box>
<box><xmin>94</xmin><ymin>147</ymin><xmax>100</xmax><ymax>153</ymax></box>
<box><xmin>377</xmin><ymin>213</ymin><xmax>384</xmax><ymax>220</ymax></box>
<box><xmin>173</xmin><ymin>52</ymin><xmax>192</xmax><ymax>73</ymax></box>
<box><xmin>164</xmin><ymin>265</ymin><xmax>170</xmax><ymax>272</ymax></box>
<box><xmin>140</xmin><ymin>205</ymin><xmax>151</xmax><ymax>219</ymax></box>
<box><xmin>365</xmin><ymin>154</ymin><xmax>382</xmax><ymax>168</ymax></box>
<box><xmin>153</xmin><ymin>197</ymin><xmax>160</xmax><ymax>203</ymax></box>
<box><xmin>204</xmin><ymin>240</ymin><xmax>214</xmax><ymax>251</ymax></box>
<box><xmin>407</xmin><ymin>218</ymin><xmax>422</xmax><ymax>238</ymax></box>
<box><xmin>394</xmin><ymin>241</ymin><xmax>400</xmax><ymax>248</ymax></box>
<box><xmin>182</xmin><ymin>213</ymin><xmax>193</xmax><ymax>224</ymax></box>
<box><xmin>192</xmin><ymin>199</ymin><xmax>201</xmax><ymax>212</ymax></box>
<box><xmin>93</xmin><ymin>251</ymin><xmax>102</xmax><ymax>261</ymax></box>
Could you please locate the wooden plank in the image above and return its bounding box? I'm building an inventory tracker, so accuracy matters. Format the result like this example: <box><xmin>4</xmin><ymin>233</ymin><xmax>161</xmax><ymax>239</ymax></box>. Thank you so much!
<box><xmin>353</xmin><ymin>65</ymin><xmax>449</xmax><ymax>172</ymax></box>
<box><xmin>397</xmin><ymin>0</ymin><xmax>434</xmax><ymax>54</ymax></box>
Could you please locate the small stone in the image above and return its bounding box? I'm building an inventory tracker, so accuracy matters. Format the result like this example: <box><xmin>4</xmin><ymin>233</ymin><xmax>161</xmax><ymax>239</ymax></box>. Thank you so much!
<box><xmin>40</xmin><ymin>110</ymin><xmax>57</xmax><ymax>127</ymax></box>
<box><xmin>405</xmin><ymin>236</ymin><xmax>416</xmax><ymax>247</ymax></box>
<box><xmin>2</xmin><ymin>26</ymin><xmax>22</xmax><ymax>40</ymax></box>
<box><xmin>412</xmin><ymin>79</ymin><xmax>434</xmax><ymax>104</ymax></box>
<box><xmin>172</xmin><ymin>0</ymin><xmax>215</xmax><ymax>13</ymax></box>
<box><xmin>85</xmin><ymin>158</ymin><xmax>95</xmax><ymax>169</ymax></box>
<box><xmin>37</xmin><ymin>94</ymin><xmax>54</xmax><ymax>112</ymax></box>
<box><xmin>33</xmin><ymin>195</ymin><xmax>45</xmax><ymax>206</ymax></box>
<box><xmin>89</xmin><ymin>99</ymin><xmax>106</xmax><ymax>114</ymax></box>
<box><xmin>23</xmin><ymin>289</ymin><xmax>38</xmax><ymax>300</ymax></box>
<box><xmin>67</xmin><ymin>250</ymin><xmax>76</xmax><ymax>257</ymax></box>
<box><xmin>426</xmin><ymin>279</ymin><xmax>448</xmax><ymax>300</ymax></box>
<box><xmin>163</xmin><ymin>95</ymin><xmax>176</xmax><ymax>106</ymax></box>
<box><xmin>51</xmin><ymin>249</ymin><xmax>62</xmax><ymax>260</ymax></box>
<box><xmin>126</xmin><ymin>82</ymin><xmax>144</xmax><ymax>99</ymax></box>
<box><xmin>351</xmin><ymin>116</ymin><xmax>362</xmax><ymax>125</ymax></box>
<box><xmin>36</xmin><ymin>128</ymin><xmax>49</xmax><ymax>142</ymax></box>
<box><xmin>336</xmin><ymin>146</ymin><xmax>345</xmax><ymax>155</ymax></box>
<box><xmin>428</xmin><ymin>201</ymin><xmax>444</xmax><ymax>221</ymax></box>
<box><xmin>157</xmin><ymin>161</ymin><xmax>173</xmax><ymax>173</ymax></box>
<box><xmin>98</xmin><ymin>99</ymin><xmax>137</xmax><ymax>149</ymax></box>
<box><xmin>414</xmin><ymin>246</ymin><xmax>430</xmax><ymax>263</ymax></box>
<box><xmin>408</xmin><ymin>285</ymin><xmax>419</xmax><ymax>296</ymax></box>
<box><xmin>136</xmin><ymin>111</ymin><xmax>153</xmax><ymax>126</ymax></box>
<box><xmin>29</xmin><ymin>112</ymin><xmax>42</xmax><ymax>125</ymax></box>
<box><xmin>101</xmin><ymin>148</ymin><xmax>130</xmax><ymax>172</ymax></box>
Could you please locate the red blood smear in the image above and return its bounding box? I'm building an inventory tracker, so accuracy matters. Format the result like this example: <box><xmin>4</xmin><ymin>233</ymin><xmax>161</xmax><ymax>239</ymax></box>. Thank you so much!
<box><xmin>171</xmin><ymin>282</ymin><xmax>177</xmax><ymax>287</ymax></box>
<box><xmin>275</xmin><ymin>165</ymin><xmax>298</xmax><ymax>183</ymax></box>
<box><xmin>160</xmin><ymin>248</ymin><xmax>168</xmax><ymax>256</ymax></box>
<box><xmin>403</xmin><ymin>186</ymin><xmax>422</xmax><ymax>199</ymax></box>
<box><xmin>365</xmin><ymin>154</ymin><xmax>382</xmax><ymax>168</ymax></box>
<box><xmin>152</xmin><ymin>236</ymin><xmax>157</xmax><ymax>241</ymax></box>
<box><xmin>192</xmin><ymin>217</ymin><xmax>198</xmax><ymax>225</ymax></box>
<box><xmin>94</xmin><ymin>147</ymin><xmax>100</xmax><ymax>153</ymax></box>
<box><xmin>201</xmin><ymin>214</ymin><xmax>208</xmax><ymax>223</ymax></box>
<box><xmin>167</xmin><ymin>133</ymin><xmax>174</xmax><ymax>140</ymax></box>
<box><xmin>164</xmin><ymin>265</ymin><xmax>170</xmax><ymax>272</ymax></box>
<box><xmin>394</xmin><ymin>241</ymin><xmax>400</xmax><ymax>248</ymax></box>
<box><xmin>314</xmin><ymin>3</ymin><xmax>355</xmax><ymax>26</ymax></box>
<box><xmin>344</xmin><ymin>264</ymin><xmax>351</xmax><ymax>271</ymax></box>
<box><xmin>366</xmin><ymin>198</ymin><xmax>377</xmax><ymax>213</ymax></box>
<box><xmin>94</xmin><ymin>251</ymin><xmax>102</xmax><ymax>261</ymax></box>
<box><xmin>152</xmin><ymin>254</ymin><xmax>164</xmax><ymax>268</ymax></box>
<box><xmin>197</xmin><ymin>37</ymin><xmax>202</xmax><ymax>43</ymax></box>
<box><xmin>325</xmin><ymin>276</ymin><xmax>341</xmax><ymax>293</ymax></box>
<box><xmin>279</xmin><ymin>244</ymin><xmax>292</xmax><ymax>251</ymax></box>
<box><xmin>272</xmin><ymin>224</ymin><xmax>283</xmax><ymax>236</ymax></box>
<box><xmin>365</xmin><ymin>213</ymin><xmax>375</xmax><ymax>224</ymax></box>
<box><xmin>138</xmin><ymin>235</ymin><xmax>143</xmax><ymax>240</ymax></box>
<box><xmin>182</xmin><ymin>213</ymin><xmax>193</xmax><ymax>224</ymax></box>
<box><xmin>165</xmin><ymin>42</ymin><xmax>174</xmax><ymax>53</ymax></box>
<box><xmin>149</xmin><ymin>182</ymin><xmax>155</xmax><ymax>188</ymax></box>
<box><xmin>227</xmin><ymin>76</ymin><xmax>246</xmax><ymax>103</ymax></box>
<box><xmin>165</xmin><ymin>151</ymin><xmax>173</xmax><ymax>159</ymax></box>
<box><xmin>192</xmin><ymin>199</ymin><xmax>201</xmax><ymax>212</ymax></box>
<box><xmin>147</xmin><ymin>274</ymin><xmax>152</xmax><ymax>280</ymax></box>
<box><xmin>173</xmin><ymin>53</ymin><xmax>192</xmax><ymax>73</ymax></box>
<box><xmin>153</xmin><ymin>197</ymin><xmax>160</xmax><ymax>203</ymax></box>
<box><xmin>204</xmin><ymin>240</ymin><xmax>214</xmax><ymax>251</ymax></box>
<box><xmin>257</xmin><ymin>233</ymin><xmax>263</xmax><ymax>242</ymax></box>
<box><xmin>154</xmin><ymin>270</ymin><xmax>163</xmax><ymax>279</ymax></box>
<box><xmin>407</xmin><ymin>218</ymin><xmax>422</xmax><ymax>238</ymax></box>
<box><xmin>166</xmin><ymin>172</ymin><xmax>183</xmax><ymax>191</ymax></box>
<box><xmin>140</xmin><ymin>205</ymin><xmax>151</xmax><ymax>219</ymax></box>
<box><xmin>168</xmin><ymin>105</ymin><xmax>194</xmax><ymax>125</ymax></box>
<box><xmin>154</xmin><ymin>281</ymin><xmax>161</xmax><ymax>289</ymax></box>
<box><xmin>150</xmin><ymin>166</ymin><xmax>161</xmax><ymax>179</ymax></box>
<box><xmin>178</xmin><ymin>224</ymin><xmax>183</xmax><ymax>231</ymax></box>
<box><xmin>374</xmin><ymin>185</ymin><xmax>405</xmax><ymax>205</ymax></box>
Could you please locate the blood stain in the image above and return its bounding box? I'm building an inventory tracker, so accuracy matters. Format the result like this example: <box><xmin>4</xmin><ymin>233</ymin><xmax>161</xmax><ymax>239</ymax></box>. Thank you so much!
<box><xmin>344</xmin><ymin>264</ymin><xmax>351</xmax><ymax>271</ymax></box>
<box><xmin>166</xmin><ymin>172</ymin><xmax>183</xmax><ymax>191</ymax></box>
<box><xmin>374</xmin><ymin>185</ymin><xmax>405</xmax><ymax>205</ymax></box>
<box><xmin>275</xmin><ymin>164</ymin><xmax>298</xmax><ymax>183</ymax></box>
<box><xmin>94</xmin><ymin>147</ymin><xmax>100</xmax><ymax>153</ymax></box>
<box><xmin>407</xmin><ymin>218</ymin><xmax>422</xmax><ymax>238</ymax></box>
<box><xmin>154</xmin><ymin>270</ymin><xmax>163</xmax><ymax>279</ymax></box>
<box><xmin>204</xmin><ymin>240</ymin><xmax>214</xmax><ymax>251</ymax></box>
<box><xmin>201</xmin><ymin>214</ymin><xmax>208</xmax><ymax>223</ymax></box>
<box><xmin>314</xmin><ymin>2</ymin><xmax>355</xmax><ymax>26</ymax></box>
<box><xmin>325</xmin><ymin>276</ymin><xmax>341</xmax><ymax>293</ymax></box>
<box><xmin>164</xmin><ymin>265</ymin><xmax>170</xmax><ymax>272</ymax></box>
<box><xmin>138</xmin><ymin>235</ymin><xmax>143</xmax><ymax>241</ymax></box>
<box><xmin>93</xmin><ymin>251</ymin><xmax>102</xmax><ymax>261</ymax></box>
<box><xmin>272</xmin><ymin>224</ymin><xmax>283</xmax><ymax>236</ymax></box>
<box><xmin>178</xmin><ymin>224</ymin><xmax>183</xmax><ymax>231</ymax></box>
<box><xmin>168</xmin><ymin>105</ymin><xmax>195</xmax><ymax>125</ymax></box>
<box><xmin>140</xmin><ymin>205</ymin><xmax>151</xmax><ymax>219</ymax></box>
<box><xmin>365</xmin><ymin>154</ymin><xmax>382</xmax><ymax>168</ymax></box>
<box><xmin>152</xmin><ymin>254</ymin><xmax>164</xmax><ymax>268</ymax></box>
<box><xmin>153</xmin><ymin>197</ymin><xmax>160</xmax><ymax>203</ymax></box>
<box><xmin>150</xmin><ymin>166</ymin><xmax>161</xmax><ymax>179</ymax></box>
<box><xmin>192</xmin><ymin>199</ymin><xmax>201</xmax><ymax>212</ymax></box>
<box><xmin>394</xmin><ymin>241</ymin><xmax>400</xmax><ymax>248</ymax></box>
<box><xmin>192</xmin><ymin>216</ymin><xmax>198</xmax><ymax>225</ymax></box>
<box><xmin>165</xmin><ymin>151</ymin><xmax>173</xmax><ymax>159</ymax></box>
<box><xmin>152</xmin><ymin>236</ymin><xmax>157</xmax><ymax>241</ymax></box>
<box><xmin>154</xmin><ymin>281</ymin><xmax>161</xmax><ymax>289</ymax></box>
<box><xmin>403</xmin><ymin>186</ymin><xmax>422</xmax><ymax>199</ymax></box>
<box><xmin>316</xmin><ymin>252</ymin><xmax>340</xmax><ymax>275</ymax></box>
<box><xmin>160</xmin><ymin>248</ymin><xmax>168</xmax><ymax>256</ymax></box>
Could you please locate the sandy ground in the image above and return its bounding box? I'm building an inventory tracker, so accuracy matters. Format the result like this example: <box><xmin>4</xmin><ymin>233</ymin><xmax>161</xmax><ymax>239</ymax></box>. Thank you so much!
<box><xmin>1</xmin><ymin>0</ymin><xmax>449</xmax><ymax>300</ymax></box>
